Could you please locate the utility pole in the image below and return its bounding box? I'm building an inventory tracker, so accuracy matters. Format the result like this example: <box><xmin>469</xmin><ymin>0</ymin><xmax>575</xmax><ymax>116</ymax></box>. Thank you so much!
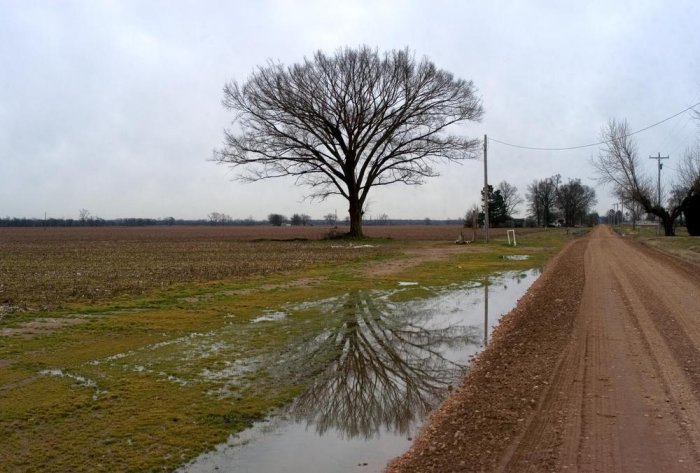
<box><xmin>649</xmin><ymin>152</ymin><xmax>669</xmax><ymax>235</ymax></box>
<box><xmin>649</xmin><ymin>152</ymin><xmax>670</xmax><ymax>207</ymax></box>
<box><xmin>483</xmin><ymin>134</ymin><xmax>489</xmax><ymax>243</ymax></box>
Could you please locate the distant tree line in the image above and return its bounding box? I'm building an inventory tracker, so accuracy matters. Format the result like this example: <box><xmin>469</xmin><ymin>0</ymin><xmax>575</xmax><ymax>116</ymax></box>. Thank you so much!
<box><xmin>0</xmin><ymin>215</ymin><xmax>467</xmax><ymax>228</ymax></box>
<box><xmin>0</xmin><ymin>210</ymin><xmax>263</xmax><ymax>227</ymax></box>
<box><xmin>0</xmin><ymin>217</ymin><xmax>260</xmax><ymax>228</ymax></box>
<box><xmin>466</xmin><ymin>177</ymin><xmax>598</xmax><ymax>228</ymax></box>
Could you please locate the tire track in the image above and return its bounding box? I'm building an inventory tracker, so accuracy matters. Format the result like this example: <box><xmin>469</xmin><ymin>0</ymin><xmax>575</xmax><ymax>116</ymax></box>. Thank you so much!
<box><xmin>388</xmin><ymin>227</ymin><xmax>700</xmax><ymax>472</ymax></box>
<box><xmin>501</xmin><ymin>226</ymin><xmax>700</xmax><ymax>472</ymax></box>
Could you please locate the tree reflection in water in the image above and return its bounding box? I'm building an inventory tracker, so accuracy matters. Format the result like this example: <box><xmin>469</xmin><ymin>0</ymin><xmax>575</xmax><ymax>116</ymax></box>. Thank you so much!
<box><xmin>276</xmin><ymin>290</ymin><xmax>481</xmax><ymax>439</ymax></box>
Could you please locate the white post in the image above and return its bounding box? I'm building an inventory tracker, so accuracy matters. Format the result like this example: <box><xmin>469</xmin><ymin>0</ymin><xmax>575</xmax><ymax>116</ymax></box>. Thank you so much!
<box><xmin>507</xmin><ymin>229</ymin><xmax>517</xmax><ymax>246</ymax></box>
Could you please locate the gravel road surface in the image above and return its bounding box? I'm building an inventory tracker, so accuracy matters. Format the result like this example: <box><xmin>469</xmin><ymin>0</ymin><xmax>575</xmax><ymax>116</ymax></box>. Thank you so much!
<box><xmin>389</xmin><ymin>225</ymin><xmax>700</xmax><ymax>472</ymax></box>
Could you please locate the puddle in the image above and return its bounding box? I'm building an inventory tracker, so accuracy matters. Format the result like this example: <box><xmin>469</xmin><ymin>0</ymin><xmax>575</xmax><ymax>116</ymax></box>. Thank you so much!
<box><xmin>502</xmin><ymin>255</ymin><xmax>530</xmax><ymax>261</ymax></box>
<box><xmin>251</xmin><ymin>311</ymin><xmax>287</xmax><ymax>323</ymax></box>
<box><xmin>179</xmin><ymin>269</ymin><xmax>540</xmax><ymax>473</ymax></box>
<box><xmin>38</xmin><ymin>368</ymin><xmax>106</xmax><ymax>400</ymax></box>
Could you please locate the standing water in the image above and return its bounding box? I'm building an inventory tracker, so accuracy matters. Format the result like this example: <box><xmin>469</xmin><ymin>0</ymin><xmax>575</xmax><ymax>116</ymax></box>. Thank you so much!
<box><xmin>179</xmin><ymin>269</ymin><xmax>540</xmax><ymax>473</ymax></box>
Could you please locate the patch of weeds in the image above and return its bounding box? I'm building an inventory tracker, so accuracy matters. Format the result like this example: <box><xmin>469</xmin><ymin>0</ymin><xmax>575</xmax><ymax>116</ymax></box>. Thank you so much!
<box><xmin>204</xmin><ymin>411</ymin><xmax>265</xmax><ymax>430</ymax></box>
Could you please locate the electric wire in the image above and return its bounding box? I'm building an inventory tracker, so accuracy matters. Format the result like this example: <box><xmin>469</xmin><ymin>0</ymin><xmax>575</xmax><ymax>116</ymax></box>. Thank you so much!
<box><xmin>658</xmin><ymin>88</ymin><xmax>700</xmax><ymax>161</ymax></box>
<box><xmin>489</xmin><ymin>101</ymin><xmax>700</xmax><ymax>151</ymax></box>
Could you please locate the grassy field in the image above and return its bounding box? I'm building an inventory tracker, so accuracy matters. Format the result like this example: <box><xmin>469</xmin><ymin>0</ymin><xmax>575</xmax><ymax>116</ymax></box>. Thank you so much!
<box><xmin>0</xmin><ymin>225</ymin><xmax>565</xmax><ymax>472</ymax></box>
<box><xmin>615</xmin><ymin>224</ymin><xmax>700</xmax><ymax>263</ymax></box>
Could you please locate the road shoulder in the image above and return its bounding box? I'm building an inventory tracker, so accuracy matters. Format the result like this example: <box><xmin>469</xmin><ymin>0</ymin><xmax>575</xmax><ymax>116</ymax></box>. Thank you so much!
<box><xmin>387</xmin><ymin>235</ymin><xmax>588</xmax><ymax>472</ymax></box>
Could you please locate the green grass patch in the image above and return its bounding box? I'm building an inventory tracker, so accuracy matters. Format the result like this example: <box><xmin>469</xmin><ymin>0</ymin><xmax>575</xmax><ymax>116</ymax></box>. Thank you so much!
<box><xmin>616</xmin><ymin>224</ymin><xmax>698</xmax><ymax>262</ymax></box>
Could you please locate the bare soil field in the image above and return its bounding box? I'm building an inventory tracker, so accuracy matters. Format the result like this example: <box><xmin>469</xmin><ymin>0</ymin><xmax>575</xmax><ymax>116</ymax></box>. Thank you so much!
<box><xmin>0</xmin><ymin>226</ymin><xmax>387</xmax><ymax>311</ymax></box>
<box><xmin>0</xmin><ymin>225</ymin><xmax>539</xmax><ymax>311</ymax></box>
<box><xmin>389</xmin><ymin>225</ymin><xmax>700</xmax><ymax>472</ymax></box>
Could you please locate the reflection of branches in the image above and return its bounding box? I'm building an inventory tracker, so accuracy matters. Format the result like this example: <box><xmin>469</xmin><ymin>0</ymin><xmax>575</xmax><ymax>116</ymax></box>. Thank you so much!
<box><xmin>274</xmin><ymin>290</ymin><xmax>480</xmax><ymax>439</ymax></box>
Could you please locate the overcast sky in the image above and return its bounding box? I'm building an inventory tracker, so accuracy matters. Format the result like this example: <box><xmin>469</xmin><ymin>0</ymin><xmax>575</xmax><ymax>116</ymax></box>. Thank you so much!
<box><xmin>2</xmin><ymin>0</ymin><xmax>699</xmax><ymax>221</ymax></box>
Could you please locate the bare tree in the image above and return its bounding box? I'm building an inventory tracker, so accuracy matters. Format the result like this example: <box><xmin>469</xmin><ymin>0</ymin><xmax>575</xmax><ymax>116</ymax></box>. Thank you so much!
<box><xmin>526</xmin><ymin>175</ymin><xmax>559</xmax><ymax>227</ymax></box>
<box><xmin>677</xmin><ymin>143</ymin><xmax>700</xmax><ymax>234</ymax></box>
<box><xmin>593</xmin><ymin>119</ymin><xmax>692</xmax><ymax>236</ymax></box>
<box><xmin>607</xmin><ymin>208</ymin><xmax>616</xmax><ymax>225</ymax></box>
<box><xmin>375</xmin><ymin>213</ymin><xmax>389</xmax><ymax>225</ymax></box>
<box><xmin>555</xmin><ymin>178</ymin><xmax>597</xmax><ymax>227</ymax></box>
<box><xmin>497</xmin><ymin>180</ymin><xmax>523</xmax><ymax>218</ymax></box>
<box><xmin>323</xmin><ymin>212</ymin><xmax>337</xmax><ymax>226</ymax></box>
<box><xmin>214</xmin><ymin>46</ymin><xmax>484</xmax><ymax>237</ymax></box>
<box><xmin>624</xmin><ymin>200</ymin><xmax>645</xmax><ymax>230</ymax></box>
<box><xmin>208</xmin><ymin>212</ymin><xmax>232</xmax><ymax>225</ymax></box>
<box><xmin>78</xmin><ymin>208</ymin><xmax>91</xmax><ymax>225</ymax></box>
<box><xmin>463</xmin><ymin>203</ymin><xmax>480</xmax><ymax>228</ymax></box>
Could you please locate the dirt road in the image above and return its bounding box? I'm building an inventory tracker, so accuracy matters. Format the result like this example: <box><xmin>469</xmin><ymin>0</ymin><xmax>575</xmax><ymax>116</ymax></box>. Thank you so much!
<box><xmin>389</xmin><ymin>226</ymin><xmax>700</xmax><ymax>472</ymax></box>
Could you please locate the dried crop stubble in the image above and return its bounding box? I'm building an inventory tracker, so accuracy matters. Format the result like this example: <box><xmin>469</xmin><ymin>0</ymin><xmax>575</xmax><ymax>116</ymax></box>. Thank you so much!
<box><xmin>0</xmin><ymin>225</ymin><xmax>542</xmax><ymax>311</ymax></box>
<box><xmin>0</xmin><ymin>227</ymin><xmax>390</xmax><ymax>310</ymax></box>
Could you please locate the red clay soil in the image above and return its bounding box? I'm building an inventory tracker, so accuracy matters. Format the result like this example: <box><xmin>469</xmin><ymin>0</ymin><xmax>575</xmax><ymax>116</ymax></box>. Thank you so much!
<box><xmin>388</xmin><ymin>225</ymin><xmax>700</xmax><ymax>472</ymax></box>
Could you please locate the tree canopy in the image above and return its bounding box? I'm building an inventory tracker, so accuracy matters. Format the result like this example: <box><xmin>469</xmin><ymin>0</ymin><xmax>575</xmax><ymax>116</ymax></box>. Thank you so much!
<box><xmin>214</xmin><ymin>46</ymin><xmax>484</xmax><ymax>236</ymax></box>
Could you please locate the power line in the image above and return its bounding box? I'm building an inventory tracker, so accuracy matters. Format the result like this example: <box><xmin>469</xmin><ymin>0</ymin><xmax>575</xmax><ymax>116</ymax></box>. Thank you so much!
<box><xmin>489</xmin><ymin>101</ymin><xmax>700</xmax><ymax>151</ymax></box>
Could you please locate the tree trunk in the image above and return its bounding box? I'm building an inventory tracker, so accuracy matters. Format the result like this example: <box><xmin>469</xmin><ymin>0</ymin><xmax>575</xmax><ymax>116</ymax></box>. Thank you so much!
<box><xmin>348</xmin><ymin>197</ymin><xmax>364</xmax><ymax>237</ymax></box>
<box><xmin>684</xmin><ymin>193</ymin><xmax>700</xmax><ymax>236</ymax></box>
<box><xmin>661</xmin><ymin>215</ymin><xmax>675</xmax><ymax>236</ymax></box>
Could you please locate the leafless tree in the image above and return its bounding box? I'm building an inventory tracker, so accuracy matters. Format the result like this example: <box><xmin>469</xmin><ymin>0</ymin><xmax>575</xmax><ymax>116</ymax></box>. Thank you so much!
<box><xmin>526</xmin><ymin>175</ymin><xmax>559</xmax><ymax>227</ymax></box>
<box><xmin>78</xmin><ymin>208</ymin><xmax>91</xmax><ymax>224</ymax></box>
<box><xmin>497</xmin><ymin>180</ymin><xmax>523</xmax><ymax>218</ymax></box>
<box><xmin>375</xmin><ymin>213</ymin><xmax>389</xmax><ymax>225</ymax></box>
<box><xmin>208</xmin><ymin>212</ymin><xmax>231</xmax><ymax>225</ymax></box>
<box><xmin>214</xmin><ymin>46</ymin><xmax>484</xmax><ymax>237</ymax></box>
<box><xmin>593</xmin><ymin>119</ymin><xmax>694</xmax><ymax>236</ymax></box>
<box><xmin>323</xmin><ymin>212</ymin><xmax>337</xmax><ymax>226</ymax></box>
<box><xmin>555</xmin><ymin>178</ymin><xmax>597</xmax><ymax>227</ymax></box>
<box><xmin>464</xmin><ymin>203</ymin><xmax>480</xmax><ymax>228</ymax></box>
<box><xmin>624</xmin><ymin>200</ymin><xmax>645</xmax><ymax>230</ymax></box>
<box><xmin>677</xmin><ymin>143</ymin><xmax>700</xmax><ymax>234</ymax></box>
<box><xmin>677</xmin><ymin>143</ymin><xmax>700</xmax><ymax>192</ymax></box>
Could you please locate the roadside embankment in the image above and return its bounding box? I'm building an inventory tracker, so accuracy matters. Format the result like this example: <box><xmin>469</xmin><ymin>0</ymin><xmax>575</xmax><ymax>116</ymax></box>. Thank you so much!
<box><xmin>388</xmin><ymin>234</ymin><xmax>589</xmax><ymax>472</ymax></box>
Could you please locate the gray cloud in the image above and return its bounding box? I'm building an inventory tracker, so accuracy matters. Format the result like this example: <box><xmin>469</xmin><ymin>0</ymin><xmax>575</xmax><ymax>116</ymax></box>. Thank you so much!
<box><xmin>1</xmin><ymin>0</ymin><xmax>698</xmax><ymax>220</ymax></box>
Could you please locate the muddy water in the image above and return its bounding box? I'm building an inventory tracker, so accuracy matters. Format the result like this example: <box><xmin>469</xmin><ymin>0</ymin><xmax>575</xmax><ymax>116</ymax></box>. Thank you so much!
<box><xmin>179</xmin><ymin>269</ymin><xmax>540</xmax><ymax>473</ymax></box>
